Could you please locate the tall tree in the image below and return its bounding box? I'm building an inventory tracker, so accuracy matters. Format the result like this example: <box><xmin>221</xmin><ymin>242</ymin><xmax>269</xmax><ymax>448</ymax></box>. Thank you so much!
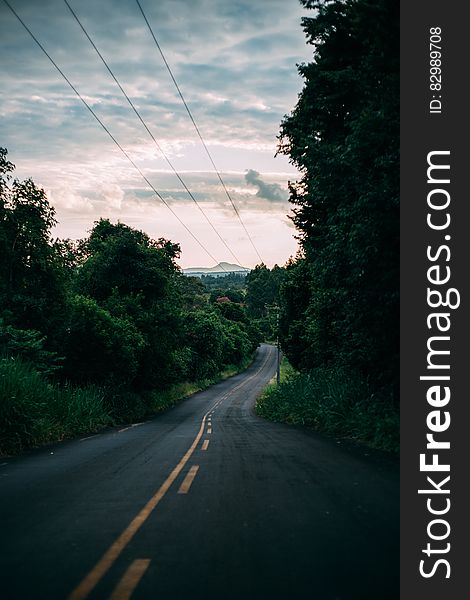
<box><xmin>245</xmin><ymin>264</ymin><xmax>285</xmax><ymax>319</ymax></box>
<box><xmin>278</xmin><ymin>0</ymin><xmax>399</xmax><ymax>390</ymax></box>
<box><xmin>68</xmin><ymin>219</ymin><xmax>182</xmax><ymax>389</ymax></box>
<box><xmin>0</xmin><ymin>148</ymin><xmax>67</xmax><ymax>344</ymax></box>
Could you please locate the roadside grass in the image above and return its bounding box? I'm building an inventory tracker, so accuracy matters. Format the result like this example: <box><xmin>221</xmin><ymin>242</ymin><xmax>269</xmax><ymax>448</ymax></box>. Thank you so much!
<box><xmin>145</xmin><ymin>356</ymin><xmax>253</xmax><ymax>414</ymax></box>
<box><xmin>256</xmin><ymin>359</ymin><xmax>399</xmax><ymax>453</ymax></box>
<box><xmin>0</xmin><ymin>354</ymin><xmax>254</xmax><ymax>456</ymax></box>
<box><xmin>265</xmin><ymin>355</ymin><xmax>296</xmax><ymax>386</ymax></box>
<box><xmin>0</xmin><ymin>356</ymin><xmax>113</xmax><ymax>455</ymax></box>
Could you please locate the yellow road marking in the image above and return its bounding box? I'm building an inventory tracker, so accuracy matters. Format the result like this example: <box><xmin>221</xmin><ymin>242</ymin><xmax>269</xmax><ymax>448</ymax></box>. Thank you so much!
<box><xmin>202</xmin><ymin>440</ymin><xmax>209</xmax><ymax>451</ymax></box>
<box><xmin>109</xmin><ymin>559</ymin><xmax>150</xmax><ymax>600</ymax></box>
<box><xmin>68</xmin><ymin>347</ymin><xmax>274</xmax><ymax>600</ymax></box>
<box><xmin>68</xmin><ymin>416</ymin><xmax>207</xmax><ymax>600</ymax></box>
<box><xmin>177</xmin><ymin>465</ymin><xmax>200</xmax><ymax>494</ymax></box>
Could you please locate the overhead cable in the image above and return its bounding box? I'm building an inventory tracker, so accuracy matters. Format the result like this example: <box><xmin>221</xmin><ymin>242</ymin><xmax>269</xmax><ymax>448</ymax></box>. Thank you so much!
<box><xmin>135</xmin><ymin>0</ymin><xmax>264</xmax><ymax>264</ymax></box>
<box><xmin>63</xmin><ymin>0</ymin><xmax>243</xmax><ymax>267</ymax></box>
<box><xmin>3</xmin><ymin>0</ymin><xmax>227</xmax><ymax>270</ymax></box>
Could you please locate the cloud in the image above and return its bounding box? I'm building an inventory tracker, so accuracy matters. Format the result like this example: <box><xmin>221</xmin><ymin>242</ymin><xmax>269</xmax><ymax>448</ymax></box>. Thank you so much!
<box><xmin>99</xmin><ymin>183</ymin><xmax>124</xmax><ymax>211</ymax></box>
<box><xmin>0</xmin><ymin>0</ymin><xmax>309</xmax><ymax>267</ymax></box>
<box><xmin>47</xmin><ymin>187</ymin><xmax>95</xmax><ymax>215</ymax></box>
<box><xmin>244</xmin><ymin>169</ymin><xmax>288</xmax><ymax>202</ymax></box>
<box><xmin>1</xmin><ymin>0</ymin><xmax>311</xmax><ymax>156</ymax></box>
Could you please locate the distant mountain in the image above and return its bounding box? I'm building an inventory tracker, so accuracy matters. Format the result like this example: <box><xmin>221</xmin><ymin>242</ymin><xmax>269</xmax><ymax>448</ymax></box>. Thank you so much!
<box><xmin>183</xmin><ymin>262</ymin><xmax>250</xmax><ymax>277</ymax></box>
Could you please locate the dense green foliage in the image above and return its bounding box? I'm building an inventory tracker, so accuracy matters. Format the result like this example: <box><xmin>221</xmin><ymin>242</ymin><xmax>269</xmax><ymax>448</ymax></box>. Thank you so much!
<box><xmin>1</xmin><ymin>0</ymin><xmax>399</xmax><ymax>453</ymax></box>
<box><xmin>257</xmin><ymin>359</ymin><xmax>399</xmax><ymax>452</ymax></box>
<box><xmin>0</xmin><ymin>148</ymin><xmax>261</xmax><ymax>454</ymax></box>
<box><xmin>200</xmin><ymin>272</ymin><xmax>247</xmax><ymax>292</ymax></box>
<box><xmin>278</xmin><ymin>0</ymin><xmax>398</xmax><ymax>389</ymax></box>
<box><xmin>245</xmin><ymin>264</ymin><xmax>286</xmax><ymax>339</ymax></box>
<box><xmin>257</xmin><ymin>0</ymin><xmax>399</xmax><ymax>450</ymax></box>
<box><xmin>0</xmin><ymin>149</ymin><xmax>68</xmax><ymax>348</ymax></box>
<box><xmin>0</xmin><ymin>356</ymin><xmax>112</xmax><ymax>454</ymax></box>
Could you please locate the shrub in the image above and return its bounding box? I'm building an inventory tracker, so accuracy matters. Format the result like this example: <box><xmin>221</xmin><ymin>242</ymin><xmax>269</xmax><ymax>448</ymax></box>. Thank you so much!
<box><xmin>0</xmin><ymin>356</ymin><xmax>112</xmax><ymax>454</ymax></box>
<box><xmin>256</xmin><ymin>366</ymin><xmax>399</xmax><ymax>453</ymax></box>
<box><xmin>62</xmin><ymin>295</ymin><xmax>146</xmax><ymax>386</ymax></box>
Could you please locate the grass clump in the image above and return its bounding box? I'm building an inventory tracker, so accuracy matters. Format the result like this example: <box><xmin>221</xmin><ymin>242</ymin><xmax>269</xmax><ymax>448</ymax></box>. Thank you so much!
<box><xmin>0</xmin><ymin>354</ymin><xmax>255</xmax><ymax>456</ymax></box>
<box><xmin>147</xmin><ymin>357</ymin><xmax>253</xmax><ymax>414</ymax></box>
<box><xmin>0</xmin><ymin>356</ymin><xmax>113</xmax><ymax>455</ymax></box>
<box><xmin>256</xmin><ymin>361</ymin><xmax>399</xmax><ymax>453</ymax></box>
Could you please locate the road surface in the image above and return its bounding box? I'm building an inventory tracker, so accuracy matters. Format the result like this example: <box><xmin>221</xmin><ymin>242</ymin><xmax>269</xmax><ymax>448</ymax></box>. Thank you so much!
<box><xmin>0</xmin><ymin>344</ymin><xmax>398</xmax><ymax>599</ymax></box>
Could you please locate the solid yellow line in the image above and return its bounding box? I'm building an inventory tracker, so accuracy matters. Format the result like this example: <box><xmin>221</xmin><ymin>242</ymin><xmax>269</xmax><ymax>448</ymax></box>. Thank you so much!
<box><xmin>202</xmin><ymin>440</ymin><xmax>209</xmax><ymax>451</ymax></box>
<box><xmin>68</xmin><ymin>347</ymin><xmax>274</xmax><ymax>600</ymax></box>
<box><xmin>68</xmin><ymin>417</ymin><xmax>208</xmax><ymax>600</ymax></box>
<box><xmin>109</xmin><ymin>559</ymin><xmax>150</xmax><ymax>600</ymax></box>
<box><xmin>177</xmin><ymin>465</ymin><xmax>200</xmax><ymax>494</ymax></box>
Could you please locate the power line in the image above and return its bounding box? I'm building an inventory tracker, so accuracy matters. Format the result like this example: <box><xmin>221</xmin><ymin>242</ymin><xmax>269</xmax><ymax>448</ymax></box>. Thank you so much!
<box><xmin>63</xmin><ymin>0</ymin><xmax>242</xmax><ymax>268</ymax></box>
<box><xmin>135</xmin><ymin>0</ymin><xmax>264</xmax><ymax>265</ymax></box>
<box><xmin>3</xmin><ymin>0</ymin><xmax>226</xmax><ymax>270</ymax></box>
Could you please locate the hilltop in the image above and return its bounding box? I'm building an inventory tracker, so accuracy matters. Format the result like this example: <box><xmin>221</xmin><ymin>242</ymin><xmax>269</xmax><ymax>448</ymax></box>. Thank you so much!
<box><xmin>183</xmin><ymin>262</ymin><xmax>250</xmax><ymax>277</ymax></box>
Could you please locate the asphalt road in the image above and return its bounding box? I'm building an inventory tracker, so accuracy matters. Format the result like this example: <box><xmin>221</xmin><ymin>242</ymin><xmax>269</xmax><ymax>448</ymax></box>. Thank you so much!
<box><xmin>0</xmin><ymin>343</ymin><xmax>399</xmax><ymax>600</ymax></box>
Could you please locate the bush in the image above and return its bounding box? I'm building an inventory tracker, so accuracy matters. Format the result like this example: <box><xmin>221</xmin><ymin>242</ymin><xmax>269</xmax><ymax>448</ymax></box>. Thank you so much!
<box><xmin>221</xmin><ymin>321</ymin><xmax>252</xmax><ymax>367</ymax></box>
<box><xmin>62</xmin><ymin>295</ymin><xmax>146</xmax><ymax>386</ymax></box>
<box><xmin>0</xmin><ymin>356</ymin><xmax>112</xmax><ymax>454</ymax></box>
<box><xmin>0</xmin><ymin>319</ymin><xmax>62</xmax><ymax>375</ymax></box>
<box><xmin>183</xmin><ymin>310</ymin><xmax>226</xmax><ymax>380</ymax></box>
<box><xmin>256</xmin><ymin>366</ymin><xmax>399</xmax><ymax>453</ymax></box>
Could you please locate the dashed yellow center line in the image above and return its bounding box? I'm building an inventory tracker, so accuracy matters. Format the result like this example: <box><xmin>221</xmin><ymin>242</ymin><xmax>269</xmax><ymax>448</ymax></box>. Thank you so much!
<box><xmin>68</xmin><ymin>347</ymin><xmax>274</xmax><ymax>600</ymax></box>
<box><xmin>202</xmin><ymin>440</ymin><xmax>210</xmax><ymax>451</ymax></box>
<box><xmin>109</xmin><ymin>559</ymin><xmax>150</xmax><ymax>600</ymax></box>
<box><xmin>68</xmin><ymin>413</ymin><xmax>208</xmax><ymax>600</ymax></box>
<box><xmin>178</xmin><ymin>465</ymin><xmax>200</xmax><ymax>494</ymax></box>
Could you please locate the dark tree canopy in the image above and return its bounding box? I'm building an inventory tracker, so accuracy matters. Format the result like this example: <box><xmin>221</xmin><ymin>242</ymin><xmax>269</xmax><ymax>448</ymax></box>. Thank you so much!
<box><xmin>245</xmin><ymin>264</ymin><xmax>285</xmax><ymax>319</ymax></box>
<box><xmin>0</xmin><ymin>148</ymin><xmax>67</xmax><ymax>343</ymax></box>
<box><xmin>1</xmin><ymin>148</ymin><xmax>261</xmax><ymax>398</ymax></box>
<box><xmin>278</xmin><ymin>0</ymin><xmax>399</xmax><ymax>391</ymax></box>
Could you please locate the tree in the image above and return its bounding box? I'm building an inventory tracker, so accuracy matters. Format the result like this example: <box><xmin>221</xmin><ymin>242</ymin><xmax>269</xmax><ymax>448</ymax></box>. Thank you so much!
<box><xmin>75</xmin><ymin>219</ymin><xmax>180</xmax><ymax>305</ymax></box>
<box><xmin>0</xmin><ymin>148</ymin><xmax>67</xmax><ymax>345</ymax></box>
<box><xmin>278</xmin><ymin>0</ymin><xmax>399</xmax><ymax>390</ymax></box>
<box><xmin>245</xmin><ymin>264</ymin><xmax>286</xmax><ymax>339</ymax></box>
<box><xmin>71</xmin><ymin>219</ymin><xmax>183</xmax><ymax>390</ymax></box>
<box><xmin>183</xmin><ymin>310</ymin><xmax>227</xmax><ymax>380</ymax></box>
<box><xmin>61</xmin><ymin>295</ymin><xmax>145</xmax><ymax>385</ymax></box>
<box><xmin>1</xmin><ymin>149</ymin><xmax>261</xmax><ymax>408</ymax></box>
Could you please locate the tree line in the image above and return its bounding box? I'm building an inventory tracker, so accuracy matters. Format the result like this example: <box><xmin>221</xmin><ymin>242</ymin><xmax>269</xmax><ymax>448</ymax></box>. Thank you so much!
<box><xmin>1</xmin><ymin>0</ymin><xmax>399</xmax><ymax>453</ymax></box>
<box><xmin>0</xmin><ymin>147</ymin><xmax>261</xmax><ymax>453</ymax></box>
<box><xmin>280</xmin><ymin>0</ymin><xmax>398</xmax><ymax>392</ymax></box>
<box><xmin>256</xmin><ymin>0</ymin><xmax>399</xmax><ymax>451</ymax></box>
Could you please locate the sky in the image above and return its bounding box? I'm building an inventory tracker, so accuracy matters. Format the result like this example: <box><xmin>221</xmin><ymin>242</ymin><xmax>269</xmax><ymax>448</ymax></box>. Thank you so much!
<box><xmin>0</xmin><ymin>0</ymin><xmax>313</xmax><ymax>268</ymax></box>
